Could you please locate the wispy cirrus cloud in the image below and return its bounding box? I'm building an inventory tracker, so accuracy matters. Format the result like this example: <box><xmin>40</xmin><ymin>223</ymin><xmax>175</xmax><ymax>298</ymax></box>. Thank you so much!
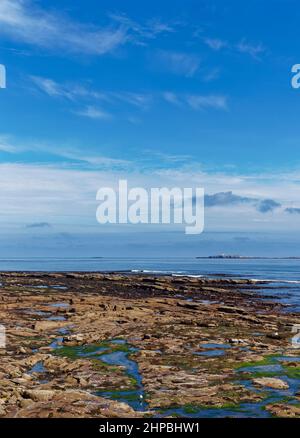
<box><xmin>54</xmin><ymin>148</ymin><xmax>131</xmax><ymax>169</ymax></box>
<box><xmin>204</xmin><ymin>38</ymin><xmax>228</xmax><ymax>51</ymax></box>
<box><xmin>0</xmin><ymin>133</ymin><xmax>132</xmax><ymax>170</ymax></box>
<box><xmin>186</xmin><ymin>94</ymin><xmax>227</xmax><ymax>111</ymax></box>
<box><xmin>162</xmin><ymin>92</ymin><xmax>182</xmax><ymax>106</ymax></box>
<box><xmin>31</xmin><ymin>76</ymin><xmax>74</xmax><ymax>100</ymax></box>
<box><xmin>111</xmin><ymin>92</ymin><xmax>152</xmax><ymax>110</ymax></box>
<box><xmin>203</xmin><ymin>36</ymin><xmax>266</xmax><ymax>60</ymax></box>
<box><xmin>75</xmin><ymin>106</ymin><xmax>112</xmax><ymax>121</ymax></box>
<box><xmin>30</xmin><ymin>76</ymin><xmax>106</xmax><ymax>101</ymax></box>
<box><xmin>30</xmin><ymin>76</ymin><xmax>153</xmax><ymax>120</ymax></box>
<box><xmin>109</xmin><ymin>12</ymin><xmax>176</xmax><ymax>42</ymax></box>
<box><xmin>236</xmin><ymin>39</ymin><xmax>265</xmax><ymax>59</ymax></box>
<box><xmin>154</xmin><ymin>50</ymin><xmax>201</xmax><ymax>77</ymax></box>
<box><xmin>163</xmin><ymin>92</ymin><xmax>228</xmax><ymax>111</ymax></box>
<box><xmin>0</xmin><ymin>1</ymin><xmax>175</xmax><ymax>57</ymax></box>
<box><xmin>31</xmin><ymin>76</ymin><xmax>151</xmax><ymax>109</ymax></box>
<box><xmin>0</xmin><ymin>0</ymin><xmax>129</xmax><ymax>55</ymax></box>
<box><xmin>31</xmin><ymin>76</ymin><xmax>227</xmax><ymax>117</ymax></box>
<box><xmin>0</xmin><ymin>135</ymin><xmax>19</xmax><ymax>153</ymax></box>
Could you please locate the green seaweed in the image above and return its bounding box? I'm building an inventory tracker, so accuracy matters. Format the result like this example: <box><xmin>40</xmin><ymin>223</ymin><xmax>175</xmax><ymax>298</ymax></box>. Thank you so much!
<box><xmin>239</xmin><ymin>363</ymin><xmax>300</xmax><ymax>380</ymax></box>
<box><xmin>108</xmin><ymin>391</ymin><xmax>141</xmax><ymax>401</ymax></box>
<box><xmin>183</xmin><ymin>404</ymin><xmax>200</xmax><ymax>414</ymax></box>
<box><xmin>180</xmin><ymin>402</ymin><xmax>242</xmax><ymax>414</ymax></box>
<box><xmin>128</xmin><ymin>376</ymin><xmax>138</xmax><ymax>387</ymax></box>
<box><xmin>52</xmin><ymin>339</ymin><xmax>132</xmax><ymax>360</ymax></box>
<box><xmin>90</xmin><ymin>359</ymin><xmax>119</xmax><ymax>373</ymax></box>
<box><xmin>235</xmin><ymin>354</ymin><xmax>281</xmax><ymax>370</ymax></box>
<box><xmin>282</xmin><ymin>365</ymin><xmax>300</xmax><ymax>379</ymax></box>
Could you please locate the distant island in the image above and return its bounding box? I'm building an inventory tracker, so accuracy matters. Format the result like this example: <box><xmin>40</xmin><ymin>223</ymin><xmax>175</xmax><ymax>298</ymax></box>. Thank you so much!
<box><xmin>196</xmin><ymin>254</ymin><xmax>300</xmax><ymax>259</ymax></box>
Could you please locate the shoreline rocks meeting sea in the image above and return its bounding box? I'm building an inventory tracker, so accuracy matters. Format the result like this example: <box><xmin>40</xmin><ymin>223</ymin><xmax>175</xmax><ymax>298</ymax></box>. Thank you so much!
<box><xmin>0</xmin><ymin>271</ymin><xmax>299</xmax><ymax>418</ymax></box>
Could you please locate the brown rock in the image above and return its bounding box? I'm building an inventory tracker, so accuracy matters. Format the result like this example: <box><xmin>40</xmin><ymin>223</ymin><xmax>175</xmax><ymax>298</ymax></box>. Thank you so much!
<box><xmin>253</xmin><ymin>377</ymin><xmax>289</xmax><ymax>390</ymax></box>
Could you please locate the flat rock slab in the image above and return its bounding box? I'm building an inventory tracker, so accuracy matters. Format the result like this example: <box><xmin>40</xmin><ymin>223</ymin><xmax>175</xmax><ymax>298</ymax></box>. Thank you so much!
<box><xmin>253</xmin><ymin>377</ymin><xmax>289</xmax><ymax>390</ymax></box>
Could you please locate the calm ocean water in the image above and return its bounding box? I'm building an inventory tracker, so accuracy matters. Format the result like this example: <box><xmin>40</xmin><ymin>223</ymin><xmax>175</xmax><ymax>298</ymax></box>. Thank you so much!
<box><xmin>0</xmin><ymin>257</ymin><xmax>299</xmax><ymax>279</ymax></box>
<box><xmin>0</xmin><ymin>257</ymin><xmax>299</xmax><ymax>310</ymax></box>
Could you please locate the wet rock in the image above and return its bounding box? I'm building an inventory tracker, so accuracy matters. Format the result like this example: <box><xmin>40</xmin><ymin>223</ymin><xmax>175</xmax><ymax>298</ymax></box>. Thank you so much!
<box><xmin>253</xmin><ymin>377</ymin><xmax>289</xmax><ymax>390</ymax></box>
<box><xmin>218</xmin><ymin>305</ymin><xmax>247</xmax><ymax>314</ymax></box>
<box><xmin>177</xmin><ymin>302</ymin><xmax>201</xmax><ymax>310</ymax></box>
<box><xmin>228</xmin><ymin>338</ymin><xmax>247</xmax><ymax>344</ymax></box>
<box><xmin>13</xmin><ymin>390</ymin><xmax>139</xmax><ymax>418</ymax></box>
<box><xmin>22</xmin><ymin>390</ymin><xmax>56</xmax><ymax>402</ymax></box>
<box><xmin>1</xmin><ymin>271</ymin><xmax>299</xmax><ymax>418</ymax></box>
<box><xmin>33</xmin><ymin>321</ymin><xmax>67</xmax><ymax>331</ymax></box>
<box><xmin>265</xmin><ymin>403</ymin><xmax>300</xmax><ymax>418</ymax></box>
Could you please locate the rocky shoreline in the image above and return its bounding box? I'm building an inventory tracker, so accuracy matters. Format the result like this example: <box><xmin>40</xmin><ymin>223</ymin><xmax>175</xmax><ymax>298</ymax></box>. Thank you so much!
<box><xmin>0</xmin><ymin>272</ymin><xmax>299</xmax><ymax>418</ymax></box>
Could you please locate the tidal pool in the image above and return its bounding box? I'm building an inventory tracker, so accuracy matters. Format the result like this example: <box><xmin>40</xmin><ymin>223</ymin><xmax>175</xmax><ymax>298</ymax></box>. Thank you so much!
<box><xmin>45</xmin><ymin>329</ymin><xmax>300</xmax><ymax>417</ymax></box>
<box><xmin>50</xmin><ymin>337</ymin><xmax>147</xmax><ymax>411</ymax></box>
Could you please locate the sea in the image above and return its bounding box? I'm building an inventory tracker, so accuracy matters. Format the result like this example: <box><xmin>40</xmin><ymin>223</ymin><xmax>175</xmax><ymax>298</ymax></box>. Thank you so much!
<box><xmin>0</xmin><ymin>257</ymin><xmax>299</xmax><ymax>311</ymax></box>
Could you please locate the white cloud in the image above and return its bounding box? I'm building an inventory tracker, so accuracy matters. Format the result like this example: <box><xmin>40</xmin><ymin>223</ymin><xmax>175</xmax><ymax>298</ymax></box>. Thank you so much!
<box><xmin>31</xmin><ymin>76</ymin><xmax>73</xmax><ymax>99</ymax></box>
<box><xmin>236</xmin><ymin>39</ymin><xmax>265</xmax><ymax>59</ymax></box>
<box><xmin>186</xmin><ymin>94</ymin><xmax>228</xmax><ymax>111</ymax></box>
<box><xmin>204</xmin><ymin>38</ymin><xmax>228</xmax><ymax>51</ymax></box>
<box><xmin>203</xmin><ymin>68</ymin><xmax>221</xmax><ymax>82</ymax></box>
<box><xmin>162</xmin><ymin>92</ymin><xmax>181</xmax><ymax>106</ymax></box>
<box><xmin>0</xmin><ymin>1</ymin><xmax>178</xmax><ymax>56</ymax></box>
<box><xmin>0</xmin><ymin>162</ymin><xmax>299</xmax><ymax>234</ymax></box>
<box><xmin>204</xmin><ymin>35</ymin><xmax>266</xmax><ymax>60</ymax></box>
<box><xmin>146</xmin><ymin>18</ymin><xmax>177</xmax><ymax>36</ymax></box>
<box><xmin>0</xmin><ymin>134</ymin><xmax>132</xmax><ymax>170</ymax></box>
<box><xmin>31</xmin><ymin>76</ymin><xmax>152</xmax><ymax>112</ymax></box>
<box><xmin>75</xmin><ymin>105</ymin><xmax>112</xmax><ymax>121</ymax></box>
<box><xmin>111</xmin><ymin>92</ymin><xmax>152</xmax><ymax>109</ymax></box>
<box><xmin>54</xmin><ymin>149</ymin><xmax>131</xmax><ymax>169</ymax></box>
<box><xmin>109</xmin><ymin>13</ymin><xmax>176</xmax><ymax>40</ymax></box>
<box><xmin>163</xmin><ymin>92</ymin><xmax>228</xmax><ymax>111</ymax></box>
<box><xmin>31</xmin><ymin>76</ymin><xmax>227</xmax><ymax>115</ymax></box>
<box><xmin>155</xmin><ymin>50</ymin><xmax>200</xmax><ymax>77</ymax></box>
<box><xmin>0</xmin><ymin>0</ymin><xmax>126</xmax><ymax>55</ymax></box>
<box><xmin>0</xmin><ymin>135</ymin><xmax>19</xmax><ymax>153</ymax></box>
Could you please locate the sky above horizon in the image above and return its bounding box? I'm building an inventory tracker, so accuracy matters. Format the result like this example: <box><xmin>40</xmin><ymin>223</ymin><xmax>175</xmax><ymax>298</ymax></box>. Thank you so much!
<box><xmin>0</xmin><ymin>0</ymin><xmax>300</xmax><ymax>257</ymax></box>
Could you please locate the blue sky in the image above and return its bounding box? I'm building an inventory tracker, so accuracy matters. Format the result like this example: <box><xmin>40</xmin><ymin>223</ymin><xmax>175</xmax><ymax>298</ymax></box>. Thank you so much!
<box><xmin>0</xmin><ymin>0</ymin><xmax>300</xmax><ymax>257</ymax></box>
